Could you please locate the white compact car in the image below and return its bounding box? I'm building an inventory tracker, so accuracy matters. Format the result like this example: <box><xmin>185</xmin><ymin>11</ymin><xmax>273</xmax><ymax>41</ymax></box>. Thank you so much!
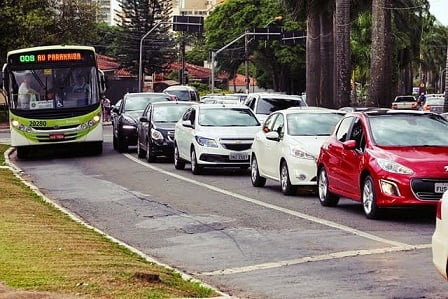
<box><xmin>250</xmin><ymin>107</ymin><xmax>344</xmax><ymax>195</ymax></box>
<box><xmin>174</xmin><ymin>104</ymin><xmax>261</xmax><ymax>174</ymax></box>
<box><xmin>432</xmin><ymin>190</ymin><xmax>448</xmax><ymax>280</ymax></box>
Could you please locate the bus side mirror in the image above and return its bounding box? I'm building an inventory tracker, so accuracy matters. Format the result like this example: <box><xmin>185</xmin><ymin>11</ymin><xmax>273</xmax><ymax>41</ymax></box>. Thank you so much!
<box><xmin>99</xmin><ymin>70</ymin><xmax>107</xmax><ymax>94</ymax></box>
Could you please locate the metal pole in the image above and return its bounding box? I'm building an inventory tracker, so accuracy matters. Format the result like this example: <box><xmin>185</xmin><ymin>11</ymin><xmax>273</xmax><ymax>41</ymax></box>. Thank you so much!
<box><xmin>245</xmin><ymin>31</ymin><xmax>249</xmax><ymax>94</ymax></box>
<box><xmin>211</xmin><ymin>51</ymin><xmax>216</xmax><ymax>94</ymax></box>
<box><xmin>139</xmin><ymin>22</ymin><xmax>167</xmax><ymax>92</ymax></box>
<box><xmin>210</xmin><ymin>33</ymin><xmax>247</xmax><ymax>94</ymax></box>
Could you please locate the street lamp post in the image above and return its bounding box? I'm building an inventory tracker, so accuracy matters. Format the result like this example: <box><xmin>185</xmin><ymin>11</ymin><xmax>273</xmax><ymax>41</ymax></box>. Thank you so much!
<box><xmin>139</xmin><ymin>22</ymin><xmax>168</xmax><ymax>92</ymax></box>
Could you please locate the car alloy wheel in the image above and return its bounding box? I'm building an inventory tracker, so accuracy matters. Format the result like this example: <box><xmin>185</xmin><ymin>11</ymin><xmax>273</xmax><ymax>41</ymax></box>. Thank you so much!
<box><xmin>146</xmin><ymin>139</ymin><xmax>155</xmax><ymax>162</ymax></box>
<box><xmin>362</xmin><ymin>176</ymin><xmax>381</xmax><ymax>219</ymax></box>
<box><xmin>280</xmin><ymin>162</ymin><xmax>297</xmax><ymax>195</ymax></box>
<box><xmin>190</xmin><ymin>148</ymin><xmax>202</xmax><ymax>175</ymax></box>
<box><xmin>318</xmin><ymin>167</ymin><xmax>339</xmax><ymax>206</ymax></box>
<box><xmin>251</xmin><ymin>155</ymin><xmax>266</xmax><ymax>187</ymax></box>
<box><xmin>174</xmin><ymin>144</ymin><xmax>185</xmax><ymax>170</ymax></box>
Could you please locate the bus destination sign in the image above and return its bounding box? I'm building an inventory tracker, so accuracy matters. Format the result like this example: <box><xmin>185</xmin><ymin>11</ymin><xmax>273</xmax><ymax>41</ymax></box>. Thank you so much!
<box><xmin>19</xmin><ymin>52</ymin><xmax>83</xmax><ymax>63</ymax></box>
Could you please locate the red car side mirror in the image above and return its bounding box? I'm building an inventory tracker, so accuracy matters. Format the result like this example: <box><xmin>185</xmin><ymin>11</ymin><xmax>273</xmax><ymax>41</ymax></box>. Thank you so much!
<box><xmin>342</xmin><ymin>140</ymin><xmax>357</xmax><ymax>150</ymax></box>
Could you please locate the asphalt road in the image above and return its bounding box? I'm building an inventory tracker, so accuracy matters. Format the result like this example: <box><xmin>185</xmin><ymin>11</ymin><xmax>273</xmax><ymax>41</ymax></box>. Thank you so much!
<box><xmin>6</xmin><ymin>126</ymin><xmax>448</xmax><ymax>298</ymax></box>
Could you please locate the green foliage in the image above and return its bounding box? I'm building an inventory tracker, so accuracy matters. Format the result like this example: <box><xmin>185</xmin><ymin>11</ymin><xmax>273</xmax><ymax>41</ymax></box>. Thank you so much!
<box><xmin>115</xmin><ymin>0</ymin><xmax>176</xmax><ymax>76</ymax></box>
<box><xmin>205</xmin><ymin>0</ymin><xmax>306</xmax><ymax>94</ymax></box>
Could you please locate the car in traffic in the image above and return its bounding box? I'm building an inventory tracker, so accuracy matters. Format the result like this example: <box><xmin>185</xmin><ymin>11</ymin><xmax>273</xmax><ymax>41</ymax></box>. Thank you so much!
<box><xmin>423</xmin><ymin>95</ymin><xmax>444</xmax><ymax>114</ymax></box>
<box><xmin>391</xmin><ymin>95</ymin><xmax>418</xmax><ymax>110</ymax></box>
<box><xmin>174</xmin><ymin>104</ymin><xmax>261</xmax><ymax>174</ymax></box>
<box><xmin>163</xmin><ymin>85</ymin><xmax>200</xmax><ymax>102</ymax></box>
<box><xmin>200</xmin><ymin>95</ymin><xmax>241</xmax><ymax>105</ymax></box>
<box><xmin>112</xmin><ymin>92</ymin><xmax>171</xmax><ymax>152</ymax></box>
<box><xmin>317</xmin><ymin>110</ymin><xmax>448</xmax><ymax>219</ymax></box>
<box><xmin>250</xmin><ymin>107</ymin><xmax>345</xmax><ymax>195</ymax></box>
<box><xmin>243</xmin><ymin>93</ymin><xmax>307</xmax><ymax>124</ymax></box>
<box><xmin>432</xmin><ymin>190</ymin><xmax>448</xmax><ymax>280</ymax></box>
<box><xmin>137</xmin><ymin>101</ymin><xmax>195</xmax><ymax>162</ymax></box>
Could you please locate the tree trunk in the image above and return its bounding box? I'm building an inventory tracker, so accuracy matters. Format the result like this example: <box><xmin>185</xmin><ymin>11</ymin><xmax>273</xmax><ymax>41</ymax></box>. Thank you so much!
<box><xmin>444</xmin><ymin>44</ymin><xmax>448</xmax><ymax>112</ymax></box>
<box><xmin>320</xmin><ymin>10</ymin><xmax>334</xmax><ymax>108</ymax></box>
<box><xmin>306</xmin><ymin>9</ymin><xmax>321</xmax><ymax>106</ymax></box>
<box><xmin>334</xmin><ymin>0</ymin><xmax>351</xmax><ymax>108</ymax></box>
<box><xmin>369</xmin><ymin>0</ymin><xmax>393</xmax><ymax>107</ymax></box>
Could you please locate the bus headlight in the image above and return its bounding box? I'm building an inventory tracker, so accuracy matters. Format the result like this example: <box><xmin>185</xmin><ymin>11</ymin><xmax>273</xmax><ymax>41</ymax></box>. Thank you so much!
<box><xmin>11</xmin><ymin>120</ymin><xmax>32</xmax><ymax>133</ymax></box>
<box><xmin>79</xmin><ymin>115</ymin><xmax>101</xmax><ymax>130</ymax></box>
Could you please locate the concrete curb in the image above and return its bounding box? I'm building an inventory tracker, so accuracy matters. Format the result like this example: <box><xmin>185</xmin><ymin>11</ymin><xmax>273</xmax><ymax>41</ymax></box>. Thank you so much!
<box><xmin>3</xmin><ymin>147</ymin><xmax>232</xmax><ymax>299</ymax></box>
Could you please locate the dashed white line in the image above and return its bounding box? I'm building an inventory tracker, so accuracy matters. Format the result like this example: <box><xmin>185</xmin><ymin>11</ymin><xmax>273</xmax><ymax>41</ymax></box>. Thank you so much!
<box><xmin>124</xmin><ymin>154</ymin><xmax>409</xmax><ymax>248</ymax></box>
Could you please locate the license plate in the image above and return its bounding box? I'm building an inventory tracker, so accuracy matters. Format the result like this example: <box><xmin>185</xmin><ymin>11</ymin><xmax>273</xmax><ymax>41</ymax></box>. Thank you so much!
<box><xmin>229</xmin><ymin>152</ymin><xmax>249</xmax><ymax>161</ymax></box>
<box><xmin>49</xmin><ymin>133</ymin><xmax>65</xmax><ymax>140</ymax></box>
<box><xmin>435</xmin><ymin>183</ymin><xmax>448</xmax><ymax>193</ymax></box>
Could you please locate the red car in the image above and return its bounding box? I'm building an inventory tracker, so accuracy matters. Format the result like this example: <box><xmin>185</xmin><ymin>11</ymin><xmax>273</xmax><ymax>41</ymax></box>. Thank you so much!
<box><xmin>317</xmin><ymin>110</ymin><xmax>448</xmax><ymax>219</ymax></box>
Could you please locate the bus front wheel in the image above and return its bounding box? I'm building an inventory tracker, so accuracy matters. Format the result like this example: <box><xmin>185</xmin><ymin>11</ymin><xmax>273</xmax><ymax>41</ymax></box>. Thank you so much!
<box><xmin>16</xmin><ymin>146</ymin><xmax>29</xmax><ymax>159</ymax></box>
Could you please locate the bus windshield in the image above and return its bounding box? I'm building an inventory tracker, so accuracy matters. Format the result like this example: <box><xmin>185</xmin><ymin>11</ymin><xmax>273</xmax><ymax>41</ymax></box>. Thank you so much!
<box><xmin>7</xmin><ymin>66</ymin><xmax>99</xmax><ymax>110</ymax></box>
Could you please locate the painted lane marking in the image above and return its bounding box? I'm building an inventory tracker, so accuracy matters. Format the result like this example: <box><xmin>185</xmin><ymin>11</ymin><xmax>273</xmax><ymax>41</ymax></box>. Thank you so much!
<box><xmin>197</xmin><ymin>243</ymin><xmax>431</xmax><ymax>276</ymax></box>
<box><xmin>125</xmin><ymin>154</ymin><xmax>409</xmax><ymax>248</ymax></box>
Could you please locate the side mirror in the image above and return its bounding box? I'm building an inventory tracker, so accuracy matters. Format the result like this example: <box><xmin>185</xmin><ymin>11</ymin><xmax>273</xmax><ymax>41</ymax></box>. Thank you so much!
<box><xmin>139</xmin><ymin>116</ymin><xmax>148</xmax><ymax>122</ymax></box>
<box><xmin>98</xmin><ymin>70</ymin><xmax>107</xmax><ymax>94</ymax></box>
<box><xmin>343</xmin><ymin>140</ymin><xmax>357</xmax><ymax>150</ymax></box>
<box><xmin>182</xmin><ymin>120</ymin><xmax>193</xmax><ymax>128</ymax></box>
<box><xmin>265</xmin><ymin>131</ymin><xmax>280</xmax><ymax>141</ymax></box>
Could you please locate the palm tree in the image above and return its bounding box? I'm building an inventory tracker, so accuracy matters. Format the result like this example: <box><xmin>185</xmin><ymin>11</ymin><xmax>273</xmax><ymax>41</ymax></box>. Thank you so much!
<box><xmin>335</xmin><ymin>0</ymin><xmax>351</xmax><ymax>107</ymax></box>
<box><xmin>369</xmin><ymin>0</ymin><xmax>393</xmax><ymax>107</ymax></box>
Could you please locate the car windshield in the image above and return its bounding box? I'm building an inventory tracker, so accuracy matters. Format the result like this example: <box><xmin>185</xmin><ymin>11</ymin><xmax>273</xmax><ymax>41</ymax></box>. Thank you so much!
<box><xmin>426</xmin><ymin>97</ymin><xmax>444</xmax><ymax>105</ymax></box>
<box><xmin>287</xmin><ymin>113</ymin><xmax>344</xmax><ymax>136</ymax></box>
<box><xmin>153</xmin><ymin>105</ymin><xmax>191</xmax><ymax>123</ymax></box>
<box><xmin>125</xmin><ymin>95</ymin><xmax>169</xmax><ymax>111</ymax></box>
<box><xmin>199</xmin><ymin>108</ymin><xmax>260</xmax><ymax>127</ymax></box>
<box><xmin>256</xmin><ymin>97</ymin><xmax>305</xmax><ymax>115</ymax></box>
<box><xmin>369</xmin><ymin>114</ymin><xmax>448</xmax><ymax>146</ymax></box>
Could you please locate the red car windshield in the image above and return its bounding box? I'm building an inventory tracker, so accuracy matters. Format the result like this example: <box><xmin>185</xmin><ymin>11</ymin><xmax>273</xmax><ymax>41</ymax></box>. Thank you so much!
<box><xmin>369</xmin><ymin>114</ymin><xmax>448</xmax><ymax>146</ymax></box>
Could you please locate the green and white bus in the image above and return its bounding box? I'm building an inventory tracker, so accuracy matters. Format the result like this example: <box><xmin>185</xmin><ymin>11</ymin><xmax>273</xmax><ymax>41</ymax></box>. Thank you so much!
<box><xmin>1</xmin><ymin>45</ymin><xmax>106</xmax><ymax>158</ymax></box>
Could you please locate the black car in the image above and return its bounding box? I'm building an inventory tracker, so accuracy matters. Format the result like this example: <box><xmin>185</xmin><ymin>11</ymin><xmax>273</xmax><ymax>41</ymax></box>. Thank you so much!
<box><xmin>137</xmin><ymin>101</ymin><xmax>195</xmax><ymax>161</ymax></box>
<box><xmin>112</xmin><ymin>92</ymin><xmax>171</xmax><ymax>152</ymax></box>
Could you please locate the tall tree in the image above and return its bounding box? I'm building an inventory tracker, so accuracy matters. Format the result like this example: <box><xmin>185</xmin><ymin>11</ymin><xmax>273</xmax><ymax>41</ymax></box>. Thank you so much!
<box><xmin>54</xmin><ymin>0</ymin><xmax>100</xmax><ymax>45</ymax></box>
<box><xmin>116</xmin><ymin>0</ymin><xmax>175</xmax><ymax>76</ymax></box>
<box><xmin>335</xmin><ymin>0</ymin><xmax>351</xmax><ymax>107</ymax></box>
<box><xmin>369</xmin><ymin>0</ymin><xmax>393</xmax><ymax>107</ymax></box>
<box><xmin>0</xmin><ymin>0</ymin><xmax>57</xmax><ymax>59</ymax></box>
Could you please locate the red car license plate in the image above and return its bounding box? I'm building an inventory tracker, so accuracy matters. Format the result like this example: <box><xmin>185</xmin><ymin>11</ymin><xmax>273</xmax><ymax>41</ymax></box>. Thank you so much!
<box><xmin>435</xmin><ymin>183</ymin><xmax>448</xmax><ymax>193</ymax></box>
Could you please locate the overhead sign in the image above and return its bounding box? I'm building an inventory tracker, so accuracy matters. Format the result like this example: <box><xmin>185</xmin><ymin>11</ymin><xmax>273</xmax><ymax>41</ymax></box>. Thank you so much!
<box><xmin>281</xmin><ymin>30</ymin><xmax>306</xmax><ymax>45</ymax></box>
<box><xmin>173</xmin><ymin>16</ymin><xmax>204</xmax><ymax>33</ymax></box>
<box><xmin>253</xmin><ymin>27</ymin><xmax>282</xmax><ymax>41</ymax></box>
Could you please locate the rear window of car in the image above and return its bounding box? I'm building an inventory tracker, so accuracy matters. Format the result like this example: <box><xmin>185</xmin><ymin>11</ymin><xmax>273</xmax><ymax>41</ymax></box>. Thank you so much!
<box><xmin>426</xmin><ymin>97</ymin><xmax>444</xmax><ymax>105</ymax></box>
<box><xmin>199</xmin><ymin>108</ymin><xmax>260</xmax><ymax>127</ymax></box>
<box><xmin>369</xmin><ymin>114</ymin><xmax>448</xmax><ymax>146</ymax></box>
<box><xmin>393</xmin><ymin>96</ymin><xmax>416</xmax><ymax>103</ymax></box>
<box><xmin>256</xmin><ymin>97</ymin><xmax>305</xmax><ymax>115</ymax></box>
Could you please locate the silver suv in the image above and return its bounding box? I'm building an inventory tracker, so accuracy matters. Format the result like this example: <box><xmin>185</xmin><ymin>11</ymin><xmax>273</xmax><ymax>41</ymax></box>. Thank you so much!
<box><xmin>163</xmin><ymin>85</ymin><xmax>200</xmax><ymax>102</ymax></box>
<box><xmin>243</xmin><ymin>93</ymin><xmax>307</xmax><ymax>123</ymax></box>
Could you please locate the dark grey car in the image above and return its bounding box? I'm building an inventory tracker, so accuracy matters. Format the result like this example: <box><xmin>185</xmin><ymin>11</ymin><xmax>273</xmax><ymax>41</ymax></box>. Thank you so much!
<box><xmin>112</xmin><ymin>92</ymin><xmax>171</xmax><ymax>152</ymax></box>
<box><xmin>137</xmin><ymin>101</ymin><xmax>195</xmax><ymax>162</ymax></box>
